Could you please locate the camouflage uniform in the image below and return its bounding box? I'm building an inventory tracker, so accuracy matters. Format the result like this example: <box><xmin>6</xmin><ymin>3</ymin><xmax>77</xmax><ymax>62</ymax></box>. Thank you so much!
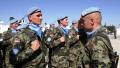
<box><xmin>85</xmin><ymin>26</ymin><xmax>112</xmax><ymax>68</ymax></box>
<box><xmin>68</xmin><ymin>27</ymin><xmax>85</xmax><ymax>68</ymax></box>
<box><xmin>2</xmin><ymin>28</ymin><xmax>17</xmax><ymax>68</ymax></box>
<box><xmin>5</xmin><ymin>27</ymin><xmax>46</xmax><ymax>68</ymax></box>
<box><xmin>44</xmin><ymin>26</ymin><xmax>69</xmax><ymax>68</ymax></box>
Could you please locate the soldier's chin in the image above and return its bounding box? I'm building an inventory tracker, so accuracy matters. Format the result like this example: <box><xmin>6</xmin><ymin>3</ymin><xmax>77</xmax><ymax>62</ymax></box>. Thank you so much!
<box><xmin>37</xmin><ymin>21</ymin><xmax>42</xmax><ymax>25</ymax></box>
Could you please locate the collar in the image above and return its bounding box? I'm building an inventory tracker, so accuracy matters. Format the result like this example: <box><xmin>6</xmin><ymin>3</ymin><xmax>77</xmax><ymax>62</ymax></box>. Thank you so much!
<box><xmin>86</xmin><ymin>25</ymin><xmax>101</xmax><ymax>39</ymax></box>
<box><xmin>59</xmin><ymin>25</ymin><xmax>69</xmax><ymax>36</ymax></box>
<box><xmin>60</xmin><ymin>24</ymin><xmax>67</xmax><ymax>29</ymax></box>
<box><xmin>28</xmin><ymin>23</ymin><xmax>42</xmax><ymax>38</ymax></box>
<box><xmin>10</xmin><ymin>28</ymin><xmax>17</xmax><ymax>36</ymax></box>
<box><xmin>29</xmin><ymin>23</ymin><xmax>40</xmax><ymax>28</ymax></box>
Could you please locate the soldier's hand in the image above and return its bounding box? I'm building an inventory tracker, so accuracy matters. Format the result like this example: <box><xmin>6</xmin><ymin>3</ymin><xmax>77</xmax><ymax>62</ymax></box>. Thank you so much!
<box><xmin>59</xmin><ymin>36</ymin><xmax>65</xmax><ymax>42</ymax></box>
<box><xmin>31</xmin><ymin>40</ymin><xmax>40</xmax><ymax>52</ymax></box>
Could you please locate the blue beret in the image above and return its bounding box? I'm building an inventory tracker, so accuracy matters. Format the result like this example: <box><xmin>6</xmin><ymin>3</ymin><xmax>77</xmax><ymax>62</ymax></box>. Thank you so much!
<box><xmin>58</xmin><ymin>16</ymin><xmax>68</xmax><ymax>21</ymax></box>
<box><xmin>81</xmin><ymin>7</ymin><xmax>100</xmax><ymax>17</ymax></box>
<box><xmin>72</xmin><ymin>20</ymin><xmax>78</xmax><ymax>24</ymax></box>
<box><xmin>26</xmin><ymin>7</ymin><xmax>41</xmax><ymax>16</ymax></box>
<box><xmin>10</xmin><ymin>18</ymin><xmax>18</xmax><ymax>24</ymax></box>
<box><xmin>57</xmin><ymin>16</ymin><xmax>68</xmax><ymax>24</ymax></box>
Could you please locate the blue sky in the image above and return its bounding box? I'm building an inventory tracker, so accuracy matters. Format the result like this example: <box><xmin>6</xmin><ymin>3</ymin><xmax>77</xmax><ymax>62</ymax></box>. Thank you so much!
<box><xmin>0</xmin><ymin>0</ymin><xmax>120</xmax><ymax>26</ymax></box>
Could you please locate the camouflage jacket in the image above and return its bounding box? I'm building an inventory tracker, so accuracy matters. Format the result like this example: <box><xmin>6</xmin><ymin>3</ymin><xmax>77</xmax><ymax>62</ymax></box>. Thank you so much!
<box><xmin>2</xmin><ymin>28</ymin><xmax>16</xmax><ymax>68</ymax></box>
<box><xmin>5</xmin><ymin>27</ymin><xmax>46</xmax><ymax>68</ymax></box>
<box><xmin>68</xmin><ymin>27</ymin><xmax>89</xmax><ymax>68</ymax></box>
<box><xmin>85</xmin><ymin>26</ymin><xmax>112</xmax><ymax>68</ymax></box>
<box><xmin>2</xmin><ymin>28</ymin><xmax>14</xmax><ymax>49</ymax></box>
<box><xmin>44</xmin><ymin>26</ymin><xmax>69</xmax><ymax>68</ymax></box>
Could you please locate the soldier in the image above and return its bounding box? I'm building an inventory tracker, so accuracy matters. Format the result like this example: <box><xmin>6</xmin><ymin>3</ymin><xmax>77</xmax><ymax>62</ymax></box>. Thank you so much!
<box><xmin>5</xmin><ymin>7</ymin><xmax>46</xmax><ymax>68</ymax></box>
<box><xmin>44</xmin><ymin>16</ymin><xmax>69</xmax><ymax>68</ymax></box>
<box><xmin>71</xmin><ymin>21</ymin><xmax>79</xmax><ymax>32</ymax></box>
<box><xmin>80</xmin><ymin>7</ymin><xmax>113</xmax><ymax>68</ymax></box>
<box><xmin>2</xmin><ymin>17</ymin><xmax>19</xmax><ymax>46</ymax></box>
<box><xmin>2</xmin><ymin>18</ymin><xmax>19</xmax><ymax>68</ymax></box>
<box><xmin>113</xmin><ymin>26</ymin><xmax>117</xmax><ymax>39</ymax></box>
<box><xmin>68</xmin><ymin>20</ymin><xmax>89</xmax><ymax>68</ymax></box>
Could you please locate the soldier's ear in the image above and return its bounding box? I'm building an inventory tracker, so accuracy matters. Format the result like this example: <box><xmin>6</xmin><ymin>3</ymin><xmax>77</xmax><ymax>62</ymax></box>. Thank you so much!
<box><xmin>28</xmin><ymin>15</ymin><xmax>32</xmax><ymax>22</ymax></box>
<box><xmin>60</xmin><ymin>20</ymin><xmax>62</xmax><ymax>24</ymax></box>
<box><xmin>90</xmin><ymin>19</ymin><xmax>94</xmax><ymax>26</ymax></box>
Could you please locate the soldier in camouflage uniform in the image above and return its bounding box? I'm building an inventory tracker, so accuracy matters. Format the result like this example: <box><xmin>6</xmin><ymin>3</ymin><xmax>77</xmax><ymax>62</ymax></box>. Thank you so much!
<box><xmin>2</xmin><ymin>18</ymin><xmax>19</xmax><ymax>68</ymax></box>
<box><xmin>80</xmin><ymin>7</ymin><xmax>113</xmax><ymax>68</ymax></box>
<box><xmin>44</xmin><ymin>16</ymin><xmax>69</xmax><ymax>68</ymax></box>
<box><xmin>68</xmin><ymin>21</ymin><xmax>89</xmax><ymax>68</ymax></box>
<box><xmin>113</xmin><ymin>26</ymin><xmax>117</xmax><ymax>39</ymax></box>
<box><xmin>5</xmin><ymin>7</ymin><xmax>46</xmax><ymax>68</ymax></box>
